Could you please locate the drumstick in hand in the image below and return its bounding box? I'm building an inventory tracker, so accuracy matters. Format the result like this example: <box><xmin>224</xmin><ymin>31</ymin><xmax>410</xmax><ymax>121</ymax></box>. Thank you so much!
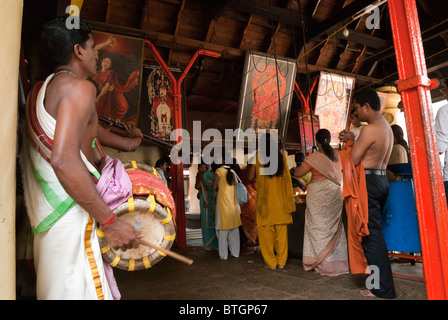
<box><xmin>139</xmin><ymin>239</ymin><xmax>193</xmax><ymax>265</ymax></box>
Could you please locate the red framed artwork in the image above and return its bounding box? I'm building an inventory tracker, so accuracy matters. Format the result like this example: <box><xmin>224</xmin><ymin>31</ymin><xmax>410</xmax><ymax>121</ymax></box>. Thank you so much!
<box><xmin>298</xmin><ymin>114</ymin><xmax>320</xmax><ymax>154</ymax></box>
<box><xmin>236</xmin><ymin>51</ymin><xmax>297</xmax><ymax>143</ymax></box>
<box><xmin>314</xmin><ymin>72</ymin><xmax>355</xmax><ymax>146</ymax></box>
<box><xmin>138</xmin><ymin>65</ymin><xmax>185</xmax><ymax>142</ymax></box>
<box><xmin>91</xmin><ymin>31</ymin><xmax>144</xmax><ymax>126</ymax></box>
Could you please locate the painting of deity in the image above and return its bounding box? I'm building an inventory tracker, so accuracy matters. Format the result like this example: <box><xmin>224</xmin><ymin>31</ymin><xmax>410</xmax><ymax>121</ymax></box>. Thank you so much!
<box><xmin>314</xmin><ymin>72</ymin><xmax>355</xmax><ymax>146</ymax></box>
<box><xmin>139</xmin><ymin>66</ymin><xmax>184</xmax><ymax>141</ymax></box>
<box><xmin>236</xmin><ymin>51</ymin><xmax>297</xmax><ymax>143</ymax></box>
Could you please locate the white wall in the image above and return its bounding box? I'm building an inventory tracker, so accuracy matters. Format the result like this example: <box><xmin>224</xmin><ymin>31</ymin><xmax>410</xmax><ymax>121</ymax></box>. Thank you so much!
<box><xmin>0</xmin><ymin>0</ymin><xmax>23</xmax><ymax>300</ymax></box>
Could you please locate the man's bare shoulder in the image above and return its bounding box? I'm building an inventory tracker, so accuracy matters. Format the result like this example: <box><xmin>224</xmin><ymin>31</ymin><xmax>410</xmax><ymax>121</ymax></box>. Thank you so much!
<box><xmin>362</xmin><ymin>117</ymin><xmax>391</xmax><ymax>136</ymax></box>
<box><xmin>47</xmin><ymin>77</ymin><xmax>96</xmax><ymax>103</ymax></box>
<box><xmin>56</xmin><ymin>79</ymin><xmax>97</xmax><ymax>115</ymax></box>
<box><xmin>60</xmin><ymin>78</ymin><xmax>96</xmax><ymax>97</ymax></box>
<box><xmin>357</xmin><ymin>124</ymin><xmax>376</xmax><ymax>144</ymax></box>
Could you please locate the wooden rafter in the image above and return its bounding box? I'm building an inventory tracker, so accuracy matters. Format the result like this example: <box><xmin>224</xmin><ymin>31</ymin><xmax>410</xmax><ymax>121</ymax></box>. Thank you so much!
<box><xmin>168</xmin><ymin>0</ymin><xmax>186</xmax><ymax>65</ymax></box>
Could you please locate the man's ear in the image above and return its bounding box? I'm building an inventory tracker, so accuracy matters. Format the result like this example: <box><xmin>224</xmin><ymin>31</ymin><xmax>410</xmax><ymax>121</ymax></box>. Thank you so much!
<box><xmin>73</xmin><ymin>43</ymin><xmax>83</xmax><ymax>60</ymax></box>
<box><xmin>364</xmin><ymin>102</ymin><xmax>371</xmax><ymax>111</ymax></box>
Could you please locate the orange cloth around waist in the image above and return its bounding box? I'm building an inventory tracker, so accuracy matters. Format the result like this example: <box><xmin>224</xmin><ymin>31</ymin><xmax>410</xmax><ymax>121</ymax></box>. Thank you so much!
<box><xmin>339</xmin><ymin>141</ymin><xmax>369</xmax><ymax>274</ymax></box>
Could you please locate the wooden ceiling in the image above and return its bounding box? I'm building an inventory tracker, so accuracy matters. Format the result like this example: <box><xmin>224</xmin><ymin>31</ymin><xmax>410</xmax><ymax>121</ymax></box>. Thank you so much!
<box><xmin>22</xmin><ymin>0</ymin><xmax>448</xmax><ymax>131</ymax></box>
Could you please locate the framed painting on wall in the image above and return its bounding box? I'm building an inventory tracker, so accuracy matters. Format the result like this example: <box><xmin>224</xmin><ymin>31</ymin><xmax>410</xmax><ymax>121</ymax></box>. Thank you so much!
<box><xmin>139</xmin><ymin>65</ymin><xmax>185</xmax><ymax>142</ymax></box>
<box><xmin>314</xmin><ymin>72</ymin><xmax>355</xmax><ymax>146</ymax></box>
<box><xmin>236</xmin><ymin>51</ymin><xmax>297</xmax><ymax>143</ymax></box>
<box><xmin>298</xmin><ymin>114</ymin><xmax>320</xmax><ymax>154</ymax></box>
<box><xmin>91</xmin><ymin>31</ymin><xmax>144</xmax><ymax>126</ymax></box>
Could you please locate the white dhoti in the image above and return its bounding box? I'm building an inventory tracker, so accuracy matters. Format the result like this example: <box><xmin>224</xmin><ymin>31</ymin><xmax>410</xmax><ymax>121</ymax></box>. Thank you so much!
<box><xmin>32</xmin><ymin>205</ymin><xmax>112</xmax><ymax>300</ymax></box>
<box><xmin>20</xmin><ymin>74</ymin><xmax>112</xmax><ymax>300</ymax></box>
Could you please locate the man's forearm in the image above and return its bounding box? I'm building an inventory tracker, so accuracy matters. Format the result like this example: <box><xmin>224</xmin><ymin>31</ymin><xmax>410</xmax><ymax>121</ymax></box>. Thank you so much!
<box><xmin>51</xmin><ymin>157</ymin><xmax>113</xmax><ymax>225</ymax></box>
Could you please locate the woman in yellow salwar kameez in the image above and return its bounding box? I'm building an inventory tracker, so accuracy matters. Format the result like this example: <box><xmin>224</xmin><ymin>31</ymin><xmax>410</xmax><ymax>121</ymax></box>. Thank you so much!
<box><xmin>213</xmin><ymin>164</ymin><xmax>242</xmax><ymax>259</ymax></box>
<box><xmin>248</xmin><ymin>134</ymin><xmax>296</xmax><ymax>269</ymax></box>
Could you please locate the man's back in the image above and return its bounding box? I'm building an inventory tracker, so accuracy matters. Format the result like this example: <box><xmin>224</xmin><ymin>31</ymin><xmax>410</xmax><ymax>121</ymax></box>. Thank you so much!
<box><xmin>352</xmin><ymin>115</ymin><xmax>393</xmax><ymax>169</ymax></box>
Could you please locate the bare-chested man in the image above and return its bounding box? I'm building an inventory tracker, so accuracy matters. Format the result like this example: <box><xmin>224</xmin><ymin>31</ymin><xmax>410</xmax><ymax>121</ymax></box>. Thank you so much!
<box><xmin>21</xmin><ymin>17</ymin><xmax>141</xmax><ymax>299</ymax></box>
<box><xmin>339</xmin><ymin>87</ymin><xmax>396</xmax><ymax>299</ymax></box>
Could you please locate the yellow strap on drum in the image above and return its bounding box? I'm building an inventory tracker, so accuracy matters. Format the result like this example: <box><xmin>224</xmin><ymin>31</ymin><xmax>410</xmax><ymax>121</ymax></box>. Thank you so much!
<box><xmin>97</xmin><ymin>195</ymin><xmax>176</xmax><ymax>271</ymax></box>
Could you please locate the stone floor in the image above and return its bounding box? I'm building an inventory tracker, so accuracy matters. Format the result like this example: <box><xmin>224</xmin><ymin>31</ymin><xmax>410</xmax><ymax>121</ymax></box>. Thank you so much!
<box><xmin>15</xmin><ymin>214</ymin><xmax>428</xmax><ymax>304</ymax></box>
<box><xmin>113</xmin><ymin>214</ymin><xmax>427</xmax><ymax>302</ymax></box>
<box><xmin>114</xmin><ymin>243</ymin><xmax>427</xmax><ymax>301</ymax></box>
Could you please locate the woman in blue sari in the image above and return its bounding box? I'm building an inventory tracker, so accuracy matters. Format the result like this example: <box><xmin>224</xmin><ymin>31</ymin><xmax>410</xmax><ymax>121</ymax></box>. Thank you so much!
<box><xmin>195</xmin><ymin>163</ymin><xmax>219</xmax><ymax>250</ymax></box>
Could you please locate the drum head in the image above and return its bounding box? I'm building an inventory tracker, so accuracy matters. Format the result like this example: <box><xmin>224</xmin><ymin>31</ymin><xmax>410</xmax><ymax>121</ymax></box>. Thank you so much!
<box><xmin>98</xmin><ymin>196</ymin><xmax>176</xmax><ymax>271</ymax></box>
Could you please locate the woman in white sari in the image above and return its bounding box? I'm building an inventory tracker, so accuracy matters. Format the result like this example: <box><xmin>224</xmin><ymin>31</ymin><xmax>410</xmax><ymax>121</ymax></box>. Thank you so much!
<box><xmin>294</xmin><ymin>129</ymin><xmax>349</xmax><ymax>276</ymax></box>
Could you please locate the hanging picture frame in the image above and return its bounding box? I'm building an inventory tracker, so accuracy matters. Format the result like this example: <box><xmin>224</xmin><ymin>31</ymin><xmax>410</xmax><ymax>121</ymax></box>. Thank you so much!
<box><xmin>139</xmin><ymin>65</ymin><xmax>185</xmax><ymax>142</ymax></box>
<box><xmin>314</xmin><ymin>72</ymin><xmax>355</xmax><ymax>146</ymax></box>
<box><xmin>298</xmin><ymin>114</ymin><xmax>320</xmax><ymax>154</ymax></box>
<box><xmin>90</xmin><ymin>30</ymin><xmax>144</xmax><ymax>126</ymax></box>
<box><xmin>236</xmin><ymin>51</ymin><xmax>297</xmax><ymax>143</ymax></box>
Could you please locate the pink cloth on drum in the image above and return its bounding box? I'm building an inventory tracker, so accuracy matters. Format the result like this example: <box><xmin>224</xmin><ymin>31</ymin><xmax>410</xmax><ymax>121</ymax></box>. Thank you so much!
<box><xmin>96</xmin><ymin>156</ymin><xmax>133</xmax><ymax>211</ymax></box>
<box><xmin>95</xmin><ymin>155</ymin><xmax>133</xmax><ymax>300</ymax></box>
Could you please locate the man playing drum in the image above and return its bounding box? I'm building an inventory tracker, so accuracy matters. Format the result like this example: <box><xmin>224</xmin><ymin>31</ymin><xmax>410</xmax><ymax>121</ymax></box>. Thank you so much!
<box><xmin>20</xmin><ymin>17</ymin><xmax>142</xmax><ymax>300</ymax></box>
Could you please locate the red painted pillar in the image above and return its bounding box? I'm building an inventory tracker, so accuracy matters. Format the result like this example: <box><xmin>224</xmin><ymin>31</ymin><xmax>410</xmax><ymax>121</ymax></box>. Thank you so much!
<box><xmin>144</xmin><ymin>40</ymin><xmax>186</xmax><ymax>247</ymax></box>
<box><xmin>388</xmin><ymin>0</ymin><xmax>448</xmax><ymax>299</ymax></box>
<box><xmin>144</xmin><ymin>42</ymin><xmax>221</xmax><ymax>248</ymax></box>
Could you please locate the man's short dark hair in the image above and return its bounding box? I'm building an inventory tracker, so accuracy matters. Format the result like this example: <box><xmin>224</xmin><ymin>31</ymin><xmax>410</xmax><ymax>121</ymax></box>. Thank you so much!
<box><xmin>353</xmin><ymin>87</ymin><xmax>381</xmax><ymax>111</ymax></box>
<box><xmin>41</xmin><ymin>17</ymin><xmax>92</xmax><ymax>70</ymax></box>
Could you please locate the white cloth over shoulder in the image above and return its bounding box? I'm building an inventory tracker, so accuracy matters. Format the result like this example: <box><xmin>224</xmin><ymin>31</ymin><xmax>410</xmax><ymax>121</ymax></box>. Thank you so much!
<box><xmin>20</xmin><ymin>74</ymin><xmax>112</xmax><ymax>300</ymax></box>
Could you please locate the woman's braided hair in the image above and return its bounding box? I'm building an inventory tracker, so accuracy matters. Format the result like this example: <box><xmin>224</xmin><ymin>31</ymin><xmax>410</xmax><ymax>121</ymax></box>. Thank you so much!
<box><xmin>316</xmin><ymin>129</ymin><xmax>337</xmax><ymax>162</ymax></box>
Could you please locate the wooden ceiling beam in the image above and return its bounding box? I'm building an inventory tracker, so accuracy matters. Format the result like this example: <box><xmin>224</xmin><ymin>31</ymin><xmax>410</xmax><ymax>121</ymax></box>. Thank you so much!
<box><xmin>238</xmin><ymin>16</ymin><xmax>253</xmax><ymax>49</ymax></box>
<box><xmin>328</xmin><ymin>27</ymin><xmax>390</xmax><ymax>50</ymax></box>
<box><xmin>231</xmin><ymin>0</ymin><xmax>312</xmax><ymax>27</ymax></box>
<box><xmin>139</xmin><ymin>0</ymin><xmax>149</xmax><ymax>29</ymax></box>
<box><xmin>417</xmin><ymin>0</ymin><xmax>448</xmax><ymax>47</ymax></box>
<box><xmin>267</xmin><ymin>23</ymin><xmax>282</xmax><ymax>54</ymax></box>
<box><xmin>308</xmin><ymin>0</ymin><xmax>321</xmax><ymax>17</ymax></box>
<box><xmin>168</xmin><ymin>0</ymin><xmax>186</xmax><ymax>66</ymax></box>
<box><xmin>351</xmin><ymin>17</ymin><xmax>448</xmax><ymax>69</ymax></box>
<box><xmin>105</xmin><ymin>0</ymin><xmax>113</xmax><ymax>23</ymax></box>
<box><xmin>87</xmin><ymin>20</ymin><xmax>383</xmax><ymax>86</ymax></box>
<box><xmin>210</xmin><ymin>0</ymin><xmax>239</xmax><ymax>21</ymax></box>
<box><xmin>350</xmin><ymin>5</ymin><xmax>388</xmax><ymax>74</ymax></box>
<box><xmin>304</xmin><ymin>0</ymin><xmax>379</xmax><ymax>43</ymax></box>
